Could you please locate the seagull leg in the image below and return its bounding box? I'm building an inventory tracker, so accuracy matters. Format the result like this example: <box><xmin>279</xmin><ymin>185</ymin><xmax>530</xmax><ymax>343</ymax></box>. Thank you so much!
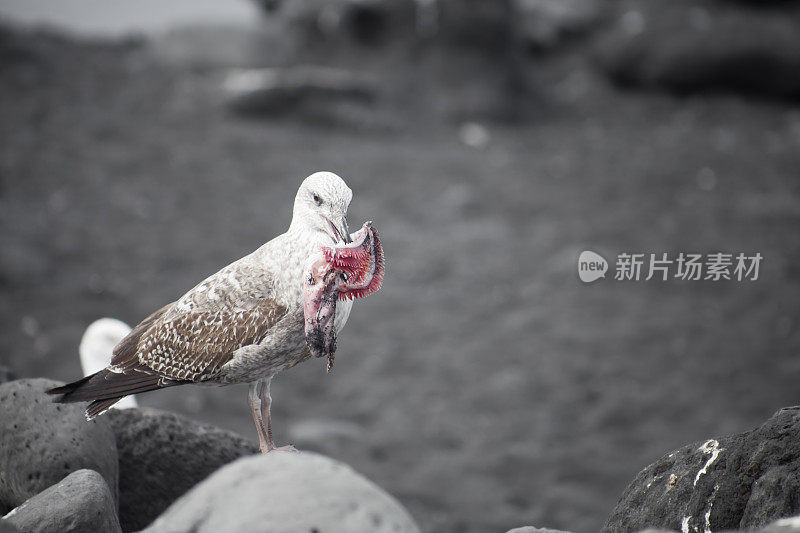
<box><xmin>248</xmin><ymin>378</ymin><xmax>273</xmax><ymax>453</ymax></box>
<box><xmin>248</xmin><ymin>378</ymin><xmax>296</xmax><ymax>453</ymax></box>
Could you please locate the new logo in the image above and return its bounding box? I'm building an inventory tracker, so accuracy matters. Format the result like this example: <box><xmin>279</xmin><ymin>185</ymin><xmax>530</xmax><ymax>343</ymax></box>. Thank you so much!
<box><xmin>578</xmin><ymin>251</ymin><xmax>608</xmax><ymax>283</ymax></box>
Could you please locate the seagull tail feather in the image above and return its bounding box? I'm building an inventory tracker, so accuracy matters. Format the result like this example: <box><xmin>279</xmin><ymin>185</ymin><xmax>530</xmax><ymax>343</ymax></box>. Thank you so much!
<box><xmin>47</xmin><ymin>368</ymin><xmax>185</xmax><ymax>418</ymax></box>
<box><xmin>85</xmin><ymin>397</ymin><xmax>123</xmax><ymax>420</ymax></box>
<box><xmin>46</xmin><ymin>373</ymin><xmax>95</xmax><ymax>398</ymax></box>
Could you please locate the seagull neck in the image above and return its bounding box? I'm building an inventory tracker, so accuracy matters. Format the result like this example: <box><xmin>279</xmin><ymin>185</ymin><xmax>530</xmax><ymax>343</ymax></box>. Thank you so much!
<box><xmin>286</xmin><ymin>223</ymin><xmax>330</xmax><ymax>248</ymax></box>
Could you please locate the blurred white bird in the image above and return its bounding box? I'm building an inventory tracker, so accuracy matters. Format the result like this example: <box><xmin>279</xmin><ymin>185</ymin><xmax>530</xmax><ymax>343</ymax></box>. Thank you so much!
<box><xmin>78</xmin><ymin>318</ymin><xmax>138</xmax><ymax>409</ymax></box>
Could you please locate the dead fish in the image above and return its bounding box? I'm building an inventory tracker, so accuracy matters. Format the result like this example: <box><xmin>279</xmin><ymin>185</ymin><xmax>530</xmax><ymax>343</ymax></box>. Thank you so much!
<box><xmin>303</xmin><ymin>221</ymin><xmax>385</xmax><ymax>371</ymax></box>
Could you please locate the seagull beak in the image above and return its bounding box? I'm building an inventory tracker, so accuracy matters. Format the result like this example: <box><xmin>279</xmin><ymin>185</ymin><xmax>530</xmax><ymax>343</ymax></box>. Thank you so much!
<box><xmin>339</xmin><ymin>217</ymin><xmax>352</xmax><ymax>244</ymax></box>
<box><xmin>322</xmin><ymin>215</ymin><xmax>351</xmax><ymax>244</ymax></box>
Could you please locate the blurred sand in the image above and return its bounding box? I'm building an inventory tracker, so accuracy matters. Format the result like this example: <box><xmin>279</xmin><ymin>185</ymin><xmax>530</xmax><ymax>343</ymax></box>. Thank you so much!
<box><xmin>1</xmin><ymin>14</ymin><xmax>799</xmax><ymax>533</ymax></box>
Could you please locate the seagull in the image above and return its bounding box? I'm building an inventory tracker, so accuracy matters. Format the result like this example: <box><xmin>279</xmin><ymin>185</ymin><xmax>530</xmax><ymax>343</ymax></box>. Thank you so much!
<box><xmin>78</xmin><ymin>318</ymin><xmax>138</xmax><ymax>410</ymax></box>
<box><xmin>48</xmin><ymin>171</ymin><xmax>384</xmax><ymax>453</ymax></box>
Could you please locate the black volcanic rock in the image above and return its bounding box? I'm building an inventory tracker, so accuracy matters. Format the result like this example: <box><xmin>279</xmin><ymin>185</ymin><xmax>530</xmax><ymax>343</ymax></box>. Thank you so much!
<box><xmin>0</xmin><ymin>378</ymin><xmax>118</xmax><ymax>514</ymax></box>
<box><xmin>105</xmin><ymin>408</ymin><xmax>258</xmax><ymax>532</ymax></box>
<box><xmin>3</xmin><ymin>469</ymin><xmax>121</xmax><ymax>533</ymax></box>
<box><xmin>604</xmin><ymin>407</ymin><xmax>800</xmax><ymax>532</ymax></box>
<box><xmin>598</xmin><ymin>4</ymin><xmax>800</xmax><ymax>101</ymax></box>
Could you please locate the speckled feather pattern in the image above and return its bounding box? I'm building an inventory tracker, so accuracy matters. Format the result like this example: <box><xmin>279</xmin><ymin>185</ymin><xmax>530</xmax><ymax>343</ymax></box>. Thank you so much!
<box><xmin>46</xmin><ymin>172</ymin><xmax>360</xmax><ymax>421</ymax></box>
<box><xmin>109</xmin><ymin>228</ymin><xmax>353</xmax><ymax>386</ymax></box>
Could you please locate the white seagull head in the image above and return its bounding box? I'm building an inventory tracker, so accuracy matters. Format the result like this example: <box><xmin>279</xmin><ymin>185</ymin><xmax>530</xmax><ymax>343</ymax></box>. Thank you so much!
<box><xmin>291</xmin><ymin>171</ymin><xmax>354</xmax><ymax>244</ymax></box>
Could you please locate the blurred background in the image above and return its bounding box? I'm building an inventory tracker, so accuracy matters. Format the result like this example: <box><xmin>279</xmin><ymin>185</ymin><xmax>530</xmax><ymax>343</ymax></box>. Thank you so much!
<box><xmin>1</xmin><ymin>1</ymin><xmax>799</xmax><ymax>531</ymax></box>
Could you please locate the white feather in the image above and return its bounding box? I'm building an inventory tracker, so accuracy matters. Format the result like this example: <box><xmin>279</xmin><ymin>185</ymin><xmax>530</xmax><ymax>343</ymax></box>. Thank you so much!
<box><xmin>79</xmin><ymin>318</ymin><xmax>138</xmax><ymax>409</ymax></box>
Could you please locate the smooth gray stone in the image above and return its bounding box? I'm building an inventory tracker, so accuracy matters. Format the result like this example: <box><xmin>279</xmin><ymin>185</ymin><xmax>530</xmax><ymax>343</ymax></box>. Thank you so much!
<box><xmin>143</xmin><ymin>451</ymin><xmax>420</xmax><ymax>533</ymax></box>
<box><xmin>3</xmin><ymin>469</ymin><xmax>121</xmax><ymax>533</ymax></box>
<box><xmin>757</xmin><ymin>515</ymin><xmax>800</xmax><ymax>532</ymax></box>
<box><xmin>0</xmin><ymin>520</ymin><xmax>22</xmax><ymax>532</ymax></box>
<box><xmin>506</xmin><ymin>527</ymin><xmax>574</xmax><ymax>533</ymax></box>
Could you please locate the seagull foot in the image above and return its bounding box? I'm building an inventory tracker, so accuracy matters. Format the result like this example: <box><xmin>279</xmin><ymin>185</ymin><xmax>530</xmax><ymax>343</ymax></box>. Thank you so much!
<box><xmin>261</xmin><ymin>444</ymin><xmax>298</xmax><ymax>454</ymax></box>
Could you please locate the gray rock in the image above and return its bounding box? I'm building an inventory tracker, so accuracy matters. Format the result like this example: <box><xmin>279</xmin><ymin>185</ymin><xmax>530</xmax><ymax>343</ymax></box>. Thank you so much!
<box><xmin>143</xmin><ymin>451</ymin><xmax>421</xmax><ymax>533</ymax></box>
<box><xmin>597</xmin><ymin>3</ymin><xmax>800</xmax><ymax>101</ymax></box>
<box><xmin>277</xmin><ymin>0</ymin><xmax>416</xmax><ymax>47</ymax></box>
<box><xmin>506</xmin><ymin>527</ymin><xmax>574</xmax><ymax>533</ymax></box>
<box><xmin>0</xmin><ymin>378</ymin><xmax>118</xmax><ymax>515</ymax></box>
<box><xmin>223</xmin><ymin>66</ymin><xmax>376</xmax><ymax>119</ymax></box>
<box><xmin>628</xmin><ymin>514</ymin><xmax>800</xmax><ymax>532</ymax></box>
<box><xmin>759</xmin><ymin>515</ymin><xmax>800</xmax><ymax>532</ymax></box>
<box><xmin>0</xmin><ymin>520</ymin><xmax>22</xmax><ymax>532</ymax></box>
<box><xmin>105</xmin><ymin>408</ymin><xmax>257</xmax><ymax>532</ymax></box>
<box><xmin>0</xmin><ymin>367</ymin><xmax>15</xmax><ymax>384</ymax></box>
<box><xmin>604</xmin><ymin>407</ymin><xmax>800</xmax><ymax>532</ymax></box>
<box><xmin>3</xmin><ymin>469</ymin><xmax>121</xmax><ymax>533</ymax></box>
<box><xmin>437</xmin><ymin>0</ymin><xmax>516</xmax><ymax>50</ymax></box>
<box><xmin>514</xmin><ymin>0</ymin><xmax>602</xmax><ymax>50</ymax></box>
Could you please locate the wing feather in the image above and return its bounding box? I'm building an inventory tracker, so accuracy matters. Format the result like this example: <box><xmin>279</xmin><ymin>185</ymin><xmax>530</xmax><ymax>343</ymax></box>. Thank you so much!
<box><xmin>133</xmin><ymin>300</ymin><xmax>288</xmax><ymax>381</ymax></box>
<box><xmin>49</xmin><ymin>254</ymin><xmax>292</xmax><ymax>419</ymax></box>
<box><xmin>111</xmin><ymin>260</ymin><xmax>290</xmax><ymax>383</ymax></box>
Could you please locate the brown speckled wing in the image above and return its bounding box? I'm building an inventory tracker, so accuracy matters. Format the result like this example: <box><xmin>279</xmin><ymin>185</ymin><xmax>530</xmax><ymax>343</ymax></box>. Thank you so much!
<box><xmin>111</xmin><ymin>298</ymin><xmax>288</xmax><ymax>383</ymax></box>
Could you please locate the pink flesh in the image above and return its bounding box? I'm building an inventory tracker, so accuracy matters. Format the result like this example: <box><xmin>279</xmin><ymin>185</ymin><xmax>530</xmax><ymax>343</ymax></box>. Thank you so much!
<box><xmin>322</xmin><ymin>223</ymin><xmax>384</xmax><ymax>300</ymax></box>
<box><xmin>303</xmin><ymin>222</ymin><xmax>385</xmax><ymax>370</ymax></box>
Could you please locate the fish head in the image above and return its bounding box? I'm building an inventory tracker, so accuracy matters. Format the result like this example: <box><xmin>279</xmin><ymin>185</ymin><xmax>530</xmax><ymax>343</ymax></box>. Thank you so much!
<box><xmin>321</xmin><ymin>222</ymin><xmax>384</xmax><ymax>300</ymax></box>
<box><xmin>302</xmin><ymin>221</ymin><xmax>385</xmax><ymax>371</ymax></box>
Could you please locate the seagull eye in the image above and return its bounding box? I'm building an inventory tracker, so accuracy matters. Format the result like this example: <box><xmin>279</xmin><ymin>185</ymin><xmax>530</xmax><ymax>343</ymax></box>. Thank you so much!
<box><xmin>312</xmin><ymin>193</ymin><xmax>323</xmax><ymax>206</ymax></box>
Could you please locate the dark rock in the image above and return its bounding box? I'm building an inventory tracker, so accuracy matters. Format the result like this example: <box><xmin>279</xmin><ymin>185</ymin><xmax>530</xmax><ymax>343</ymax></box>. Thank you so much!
<box><xmin>603</xmin><ymin>407</ymin><xmax>800</xmax><ymax>532</ymax></box>
<box><xmin>726</xmin><ymin>0</ymin><xmax>796</xmax><ymax>6</ymax></box>
<box><xmin>0</xmin><ymin>366</ymin><xmax>15</xmax><ymax>384</ymax></box>
<box><xmin>626</xmin><ymin>515</ymin><xmax>800</xmax><ymax>533</ymax></box>
<box><xmin>437</xmin><ymin>0</ymin><xmax>516</xmax><ymax>51</ymax></box>
<box><xmin>105</xmin><ymin>408</ymin><xmax>258</xmax><ymax>532</ymax></box>
<box><xmin>743</xmin><ymin>461</ymin><xmax>800</xmax><ymax>527</ymax></box>
<box><xmin>0</xmin><ymin>378</ymin><xmax>118</xmax><ymax>515</ymax></box>
<box><xmin>278</xmin><ymin>0</ymin><xmax>416</xmax><ymax>47</ymax></box>
<box><xmin>223</xmin><ymin>66</ymin><xmax>377</xmax><ymax>120</ymax></box>
<box><xmin>505</xmin><ymin>527</ymin><xmax>574</xmax><ymax>533</ymax></box>
<box><xmin>515</xmin><ymin>0</ymin><xmax>602</xmax><ymax>51</ymax></box>
<box><xmin>3</xmin><ymin>469</ymin><xmax>121</xmax><ymax>533</ymax></box>
<box><xmin>338</xmin><ymin>0</ymin><xmax>411</xmax><ymax>46</ymax></box>
<box><xmin>0</xmin><ymin>24</ymin><xmax>47</xmax><ymax>73</ymax></box>
<box><xmin>142</xmin><ymin>452</ymin><xmax>420</xmax><ymax>533</ymax></box>
<box><xmin>597</xmin><ymin>3</ymin><xmax>800</xmax><ymax>101</ymax></box>
<box><xmin>427</xmin><ymin>0</ymin><xmax>533</xmax><ymax>122</ymax></box>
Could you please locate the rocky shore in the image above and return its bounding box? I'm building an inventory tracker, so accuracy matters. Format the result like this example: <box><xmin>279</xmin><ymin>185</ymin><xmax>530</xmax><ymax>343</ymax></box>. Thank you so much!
<box><xmin>2</xmin><ymin>371</ymin><xmax>800</xmax><ymax>532</ymax></box>
<box><xmin>0</xmin><ymin>375</ymin><xmax>419</xmax><ymax>533</ymax></box>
